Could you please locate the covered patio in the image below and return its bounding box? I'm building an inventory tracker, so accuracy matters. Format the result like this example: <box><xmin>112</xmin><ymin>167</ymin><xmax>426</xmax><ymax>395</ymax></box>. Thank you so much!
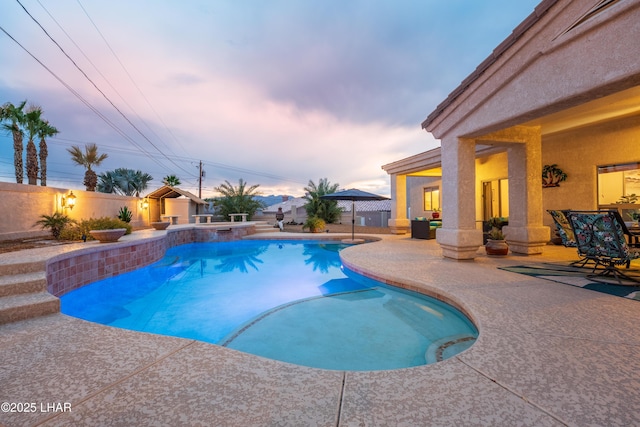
<box><xmin>384</xmin><ymin>0</ymin><xmax>640</xmax><ymax>259</ymax></box>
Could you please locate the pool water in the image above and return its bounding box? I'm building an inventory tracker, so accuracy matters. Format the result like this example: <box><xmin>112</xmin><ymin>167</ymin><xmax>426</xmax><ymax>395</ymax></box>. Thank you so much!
<box><xmin>61</xmin><ymin>240</ymin><xmax>477</xmax><ymax>370</ymax></box>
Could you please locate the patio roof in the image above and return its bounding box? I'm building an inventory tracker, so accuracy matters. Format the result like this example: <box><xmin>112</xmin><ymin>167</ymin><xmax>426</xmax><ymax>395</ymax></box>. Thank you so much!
<box><xmin>145</xmin><ymin>185</ymin><xmax>207</xmax><ymax>204</ymax></box>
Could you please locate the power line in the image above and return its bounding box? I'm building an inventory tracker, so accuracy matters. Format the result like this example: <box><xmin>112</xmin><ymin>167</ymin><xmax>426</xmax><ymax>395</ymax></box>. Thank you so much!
<box><xmin>14</xmin><ymin>0</ymin><xmax>198</xmax><ymax>178</ymax></box>
<box><xmin>74</xmin><ymin>0</ymin><xmax>193</xmax><ymax>158</ymax></box>
<box><xmin>35</xmin><ymin>0</ymin><xmax>190</xmax><ymax>166</ymax></box>
<box><xmin>0</xmin><ymin>24</ymin><xmax>175</xmax><ymax>175</ymax></box>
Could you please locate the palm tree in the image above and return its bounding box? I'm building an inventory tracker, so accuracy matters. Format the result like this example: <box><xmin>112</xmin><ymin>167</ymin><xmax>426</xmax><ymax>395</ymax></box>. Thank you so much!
<box><xmin>67</xmin><ymin>143</ymin><xmax>108</xmax><ymax>191</ymax></box>
<box><xmin>113</xmin><ymin>168</ymin><xmax>153</xmax><ymax>196</ymax></box>
<box><xmin>37</xmin><ymin>119</ymin><xmax>58</xmax><ymax>187</ymax></box>
<box><xmin>0</xmin><ymin>100</ymin><xmax>27</xmax><ymax>184</ymax></box>
<box><xmin>97</xmin><ymin>170</ymin><xmax>119</xmax><ymax>193</ymax></box>
<box><xmin>24</xmin><ymin>106</ymin><xmax>42</xmax><ymax>185</ymax></box>
<box><xmin>214</xmin><ymin>178</ymin><xmax>265</xmax><ymax>220</ymax></box>
<box><xmin>303</xmin><ymin>178</ymin><xmax>342</xmax><ymax>223</ymax></box>
<box><xmin>162</xmin><ymin>174</ymin><xmax>181</xmax><ymax>187</ymax></box>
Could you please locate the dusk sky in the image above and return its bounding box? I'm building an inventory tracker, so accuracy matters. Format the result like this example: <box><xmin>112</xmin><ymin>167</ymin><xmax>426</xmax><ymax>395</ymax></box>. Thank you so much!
<box><xmin>1</xmin><ymin>0</ymin><xmax>540</xmax><ymax>198</ymax></box>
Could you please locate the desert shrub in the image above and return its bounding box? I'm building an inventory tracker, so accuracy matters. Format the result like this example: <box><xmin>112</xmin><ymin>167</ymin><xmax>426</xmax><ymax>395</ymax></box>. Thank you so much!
<box><xmin>302</xmin><ymin>216</ymin><xmax>326</xmax><ymax>232</ymax></box>
<box><xmin>35</xmin><ymin>212</ymin><xmax>76</xmax><ymax>240</ymax></box>
<box><xmin>117</xmin><ymin>206</ymin><xmax>132</xmax><ymax>223</ymax></box>
<box><xmin>59</xmin><ymin>217</ymin><xmax>132</xmax><ymax>241</ymax></box>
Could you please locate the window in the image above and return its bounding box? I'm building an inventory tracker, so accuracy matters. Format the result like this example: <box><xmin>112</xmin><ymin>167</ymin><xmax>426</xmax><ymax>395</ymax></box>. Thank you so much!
<box><xmin>423</xmin><ymin>187</ymin><xmax>440</xmax><ymax>211</ymax></box>
<box><xmin>598</xmin><ymin>162</ymin><xmax>640</xmax><ymax>204</ymax></box>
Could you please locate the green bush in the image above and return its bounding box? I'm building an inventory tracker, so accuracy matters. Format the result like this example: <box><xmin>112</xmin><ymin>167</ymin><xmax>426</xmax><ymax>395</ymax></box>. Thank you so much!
<box><xmin>302</xmin><ymin>216</ymin><xmax>326</xmax><ymax>233</ymax></box>
<box><xmin>60</xmin><ymin>217</ymin><xmax>132</xmax><ymax>241</ymax></box>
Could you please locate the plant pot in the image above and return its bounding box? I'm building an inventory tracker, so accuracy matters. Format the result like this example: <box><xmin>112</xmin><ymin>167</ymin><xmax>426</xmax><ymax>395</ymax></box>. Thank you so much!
<box><xmin>151</xmin><ymin>221</ymin><xmax>170</xmax><ymax>230</ymax></box>
<box><xmin>431</xmin><ymin>212</ymin><xmax>440</xmax><ymax>219</ymax></box>
<box><xmin>485</xmin><ymin>239</ymin><xmax>508</xmax><ymax>256</ymax></box>
<box><xmin>89</xmin><ymin>228</ymin><xmax>126</xmax><ymax>243</ymax></box>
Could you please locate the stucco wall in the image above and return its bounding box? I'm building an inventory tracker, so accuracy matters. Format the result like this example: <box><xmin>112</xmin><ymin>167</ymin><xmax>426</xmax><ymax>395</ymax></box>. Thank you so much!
<box><xmin>407</xmin><ymin>176</ymin><xmax>441</xmax><ymax>219</ymax></box>
<box><xmin>0</xmin><ymin>182</ymin><xmax>149</xmax><ymax>240</ymax></box>
<box><xmin>541</xmin><ymin>114</ymin><xmax>640</xmax><ymax>220</ymax></box>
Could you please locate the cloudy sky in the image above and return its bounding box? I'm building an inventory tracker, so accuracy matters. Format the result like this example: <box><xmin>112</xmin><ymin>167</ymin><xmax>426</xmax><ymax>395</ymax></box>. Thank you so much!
<box><xmin>0</xmin><ymin>0</ymin><xmax>540</xmax><ymax>198</ymax></box>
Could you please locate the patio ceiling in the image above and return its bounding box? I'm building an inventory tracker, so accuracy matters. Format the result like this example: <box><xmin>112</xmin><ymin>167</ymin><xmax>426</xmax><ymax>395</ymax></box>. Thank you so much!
<box><xmin>523</xmin><ymin>85</ymin><xmax>640</xmax><ymax>136</ymax></box>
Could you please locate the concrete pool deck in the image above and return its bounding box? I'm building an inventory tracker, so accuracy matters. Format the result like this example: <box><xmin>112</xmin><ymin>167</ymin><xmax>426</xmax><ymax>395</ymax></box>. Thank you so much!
<box><xmin>1</xmin><ymin>229</ymin><xmax>639</xmax><ymax>426</ymax></box>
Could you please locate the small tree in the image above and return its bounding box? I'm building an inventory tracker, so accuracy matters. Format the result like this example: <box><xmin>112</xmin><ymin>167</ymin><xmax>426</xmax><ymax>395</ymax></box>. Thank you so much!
<box><xmin>214</xmin><ymin>178</ymin><xmax>265</xmax><ymax>220</ymax></box>
<box><xmin>303</xmin><ymin>178</ymin><xmax>342</xmax><ymax>223</ymax></box>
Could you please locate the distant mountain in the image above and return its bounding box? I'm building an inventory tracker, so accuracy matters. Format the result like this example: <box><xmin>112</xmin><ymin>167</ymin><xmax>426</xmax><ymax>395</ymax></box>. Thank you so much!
<box><xmin>253</xmin><ymin>195</ymin><xmax>297</xmax><ymax>207</ymax></box>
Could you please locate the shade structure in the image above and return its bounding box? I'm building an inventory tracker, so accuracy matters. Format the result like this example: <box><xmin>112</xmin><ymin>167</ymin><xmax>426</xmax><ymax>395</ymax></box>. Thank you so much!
<box><xmin>320</xmin><ymin>189</ymin><xmax>389</xmax><ymax>241</ymax></box>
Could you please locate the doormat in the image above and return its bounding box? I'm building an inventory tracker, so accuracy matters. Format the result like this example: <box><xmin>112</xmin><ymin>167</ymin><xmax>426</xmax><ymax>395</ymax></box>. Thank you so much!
<box><xmin>499</xmin><ymin>263</ymin><xmax>640</xmax><ymax>301</ymax></box>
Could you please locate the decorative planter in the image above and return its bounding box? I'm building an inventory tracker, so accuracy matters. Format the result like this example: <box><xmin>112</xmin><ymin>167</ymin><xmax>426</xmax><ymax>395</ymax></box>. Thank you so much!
<box><xmin>151</xmin><ymin>221</ymin><xmax>171</xmax><ymax>230</ymax></box>
<box><xmin>485</xmin><ymin>239</ymin><xmax>509</xmax><ymax>256</ymax></box>
<box><xmin>431</xmin><ymin>212</ymin><xmax>440</xmax><ymax>219</ymax></box>
<box><xmin>89</xmin><ymin>228</ymin><xmax>127</xmax><ymax>243</ymax></box>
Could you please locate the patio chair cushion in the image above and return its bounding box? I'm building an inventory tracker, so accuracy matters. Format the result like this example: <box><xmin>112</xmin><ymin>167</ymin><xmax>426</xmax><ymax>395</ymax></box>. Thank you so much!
<box><xmin>567</xmin><ymin>211</ymin><xmax>640</xmax><ymax>267</ymax></box>
<box><xmin>547</xmin><ymin>210</ymin><xmax>576</xmax><ymax>247</ymax></box>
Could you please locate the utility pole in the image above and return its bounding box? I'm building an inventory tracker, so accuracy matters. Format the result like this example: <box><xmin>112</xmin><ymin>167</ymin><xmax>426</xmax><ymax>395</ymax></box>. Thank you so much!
<box><xmin>198</xmin><ymin>160</ymin><xmax>203</xmax><ymax>199</ymax></box>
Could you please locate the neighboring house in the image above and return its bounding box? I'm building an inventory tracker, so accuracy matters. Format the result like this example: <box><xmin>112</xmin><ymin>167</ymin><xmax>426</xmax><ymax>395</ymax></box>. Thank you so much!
<box><xmin>259</xmin><ymin>197</ymin><xmax>308</xmax><ymax>224</ymax></box>
<box><xmin>383</xmin><ymin>0</ymin><xmax>640</xmax><ymax>259</ymax></box>
<box><xmin>259</xmin><ymin>197</ymin><xmax>391</xmax><ymax>227</ymax></box>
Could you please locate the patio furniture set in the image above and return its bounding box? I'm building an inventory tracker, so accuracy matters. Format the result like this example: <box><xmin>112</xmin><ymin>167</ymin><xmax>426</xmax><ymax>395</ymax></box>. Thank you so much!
<box><xmin>548</xmin><ymin>209</ymin><xmax>640</xmax><ymax>285</ymax></box>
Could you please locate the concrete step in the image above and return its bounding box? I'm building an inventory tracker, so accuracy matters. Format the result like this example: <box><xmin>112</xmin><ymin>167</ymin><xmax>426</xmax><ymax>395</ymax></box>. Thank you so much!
<box><xmin>0</xmin><ymin>260</ymin><xmax>46</xmax><ymax>276</ymax></box>
<box><xmin>0</xmin><ymin>292</ymin><xmax>60</xmax><ymax>324</ymax></box>
<box><xmin>0</xmin><ymin>271</ymin><xmax>47</xmax><ymax>297</ymax></box>
<box><xmin>253</xmin><ymin>223</ymin><xmax>279</xmax><ymax>233</ymax></box>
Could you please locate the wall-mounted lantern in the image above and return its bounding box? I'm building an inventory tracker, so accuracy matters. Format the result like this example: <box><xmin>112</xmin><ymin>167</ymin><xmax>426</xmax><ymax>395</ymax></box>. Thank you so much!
<box><xmin>140</xmin><ymin>198</ymin><xmax>149</xmax><ymax>210</ymax></box>
<box><xmin>62</xmin><ymin>191</ymin><xmax>77</xmax><ymax>210</ymax></box>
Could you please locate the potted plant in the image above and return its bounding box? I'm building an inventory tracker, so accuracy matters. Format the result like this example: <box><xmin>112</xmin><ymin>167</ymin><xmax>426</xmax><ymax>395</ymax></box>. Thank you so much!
<box><xmin>83</xmin><ymin>217</ymin><xmax>131</xmax><ymax>243</ymax></box>
<box><xmin>431</xmin><ymin>208</ymin><xmax>441</xmax><ymax>219</ymax></box>
<box><xmin>35</xmin><ymin>212</ymin><xmax>76</xmax><ymax>240</ymax></box>
<box><xmin>302</xmin><ymin>216</ymin><xmax>326</xmax><ymax>233</ymax></box>
<box><xmin>485</xmin><ymin>225</ymin><xmax>508</xmax><ymax>256</ymax></box>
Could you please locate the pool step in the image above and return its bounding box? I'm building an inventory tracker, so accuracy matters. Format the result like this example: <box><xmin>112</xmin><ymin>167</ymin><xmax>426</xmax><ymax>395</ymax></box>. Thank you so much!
<box><xmin>0</xmin><ymin>261</ymin><xmax>59</xmax><ymax>325</ymax></box>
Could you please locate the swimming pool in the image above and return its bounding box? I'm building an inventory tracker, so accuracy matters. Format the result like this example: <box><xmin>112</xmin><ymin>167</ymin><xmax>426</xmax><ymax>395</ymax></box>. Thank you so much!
<box><xmin>61</xmin><ymin>240</ymin><xmax>477</xmax><ymax>370</ymax></box>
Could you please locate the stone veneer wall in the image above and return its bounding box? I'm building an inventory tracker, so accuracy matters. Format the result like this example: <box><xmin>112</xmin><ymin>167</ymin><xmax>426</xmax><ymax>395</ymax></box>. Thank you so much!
<box><xmin>46</xmin><ymin>225</ymin><xmax>254</xmax><ymax>297</ymax></box>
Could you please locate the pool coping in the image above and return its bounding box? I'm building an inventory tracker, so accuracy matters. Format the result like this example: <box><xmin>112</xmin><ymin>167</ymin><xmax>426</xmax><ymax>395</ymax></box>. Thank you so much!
<box><xmin>1</xmin><ymin>225</ymin><xmax>640</xmax><ymax>425</ymax></box>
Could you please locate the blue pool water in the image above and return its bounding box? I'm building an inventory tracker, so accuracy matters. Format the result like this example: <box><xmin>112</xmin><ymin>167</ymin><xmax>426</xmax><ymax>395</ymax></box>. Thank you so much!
<box><xmin>61</xmin><ymin>240</ymin><xmax>477</xmax><ymax>370</ymax></box>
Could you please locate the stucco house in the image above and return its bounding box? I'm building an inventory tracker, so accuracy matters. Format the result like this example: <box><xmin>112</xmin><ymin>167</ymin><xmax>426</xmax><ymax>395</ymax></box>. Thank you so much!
<box><xmin>260</xmin><ymin>196</ymin><xmax>391</xmax><ymax>227</ymax></box>
<box><xmin>383</xmin><ymin>0</ymin><xmax>640</xmax><ymax>259</ymax></box>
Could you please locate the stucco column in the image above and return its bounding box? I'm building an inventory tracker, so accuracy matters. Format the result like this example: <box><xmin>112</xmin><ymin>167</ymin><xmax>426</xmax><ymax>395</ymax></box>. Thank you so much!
<box><xmin>388</xmin><ymin>173</ymin><xmax>409</xmax><ymax>234</ymax></box>
<box><xmin>436</xmin><ymin>137</ymin><xmax>483</xmax><ymax>259</ymax></box>
<box><xmin>502</xmin><ymin>126</ymin><xmax>550</xmax><ymax>254</ymax></box>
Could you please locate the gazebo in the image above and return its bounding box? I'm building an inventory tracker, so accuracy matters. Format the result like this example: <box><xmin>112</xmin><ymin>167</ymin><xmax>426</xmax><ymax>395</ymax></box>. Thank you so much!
<box><xmin>144</xmin><ymin>186</ymin><xmax>208</xmax><ymax>224</ymax></box>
